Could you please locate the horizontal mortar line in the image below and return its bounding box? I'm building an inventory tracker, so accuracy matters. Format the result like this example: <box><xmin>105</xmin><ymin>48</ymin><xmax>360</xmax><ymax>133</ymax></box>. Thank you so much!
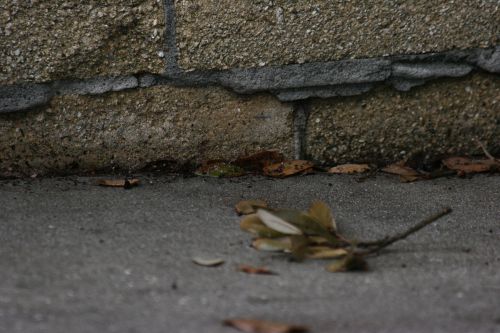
<box><xmin>1</xmin><ymin>46</ymin><xmax>499</xmax><ymax>113</ymax></box>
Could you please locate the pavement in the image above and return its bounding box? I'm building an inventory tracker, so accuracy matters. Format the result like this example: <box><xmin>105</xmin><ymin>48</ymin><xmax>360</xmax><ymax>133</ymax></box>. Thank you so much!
<box><xmin>0</xmin><ymin>173</ymin><xmax>499</xmax><ymax>333</ymax></box>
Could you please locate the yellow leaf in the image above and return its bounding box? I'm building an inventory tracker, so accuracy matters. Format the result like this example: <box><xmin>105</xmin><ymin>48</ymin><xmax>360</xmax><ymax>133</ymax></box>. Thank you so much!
<box><xmin>306</xmin><ymin>247</ymin><xmax>348</xmax><ymax>259</ymax></box>
<box><xmin>97</xmin><ymin>178</ymin><xmax>140</xmax><ymax>188</ymax></box>
<box><xmin>308</xmin><ymin>201</ymin><xmax>337</xmax><ymax>232</ymax></box>
<box><xmin>235</xmin><ymin>200</ymin><xmax>268</xmax><ymax>215</ymax></box>
<box><xmin>252</xmin><ymin>237</ymin><xmax>292</xmax><ymax>252</ymax></box>
<box><xmin>328</xmin><ymin>164</ymin><xmax>370</xmax><ymax>174</ymax></box>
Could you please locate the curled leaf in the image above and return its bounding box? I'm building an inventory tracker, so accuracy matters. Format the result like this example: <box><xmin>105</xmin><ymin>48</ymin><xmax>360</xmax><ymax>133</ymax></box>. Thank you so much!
<box><xmin>308</xmin><ymin>201</ymin><xmax>337</xmax><ymax>232</ymax></box>
<box><xmin>97</xmin><ymin>178</ymin><xmax>140</xmax><ymax>188</ymax></box>
<box><xmin>328</xmin><ymin>164</ymin><xmax>370</xmax><ymax>174</ymax></box>
<box><xmin>306</xmin><ymin>247</ymin><xmax>348</xmax><ymax>260</ymax></box>
<box><xmin>192</xmin><ymin>257</ymin><xmax>225</xmax><ymax>267</ymax></box>
<box><xmin>223</xmin><ymin>318</ymin><xmax>309</xmax><ymax>333</ymax></box>
<box><xmin>238</xmin><ymin>265</ymin><xmax>276</xmax><ymax>275</ymax></box>
<box><xmin>256</xmin><ymin>209</ymin><xmax>303</xmax><ymax>235</ymax></box>
<box><xmin>240</xmin><ymin>215</ymin><xmax>287</xmax><ymax>238</ymax></box>
<box><xmin>252</xmin><ymin>237</ymin><xmax>292</xmax><ymax>252</ymax></box>
<box><xmin>326</xmin><ymin>254</ymin><xmax>368</xmax><ymax>273</ymax></box>
<box><xmin>236</xmin><ymin>200</ymin><xmax>268</xmax><ymax>215</ymax></box>
<box><xmin>263</xmin><ymin>160</ymin><xmax>314</xmax><ymax>178</ymax></box>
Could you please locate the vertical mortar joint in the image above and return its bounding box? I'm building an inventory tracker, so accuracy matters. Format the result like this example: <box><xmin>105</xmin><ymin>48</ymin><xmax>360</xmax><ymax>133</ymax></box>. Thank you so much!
<box><xmin>292</xmin><ymin>101</ymin><xmax>310</xmax><ymax>160</ymax></box>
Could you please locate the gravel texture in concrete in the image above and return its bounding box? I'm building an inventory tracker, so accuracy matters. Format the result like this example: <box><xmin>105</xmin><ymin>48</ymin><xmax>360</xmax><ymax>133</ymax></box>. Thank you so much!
<box><xmin>0</xmin><ymin>86</ymin><xmax>293</xmax><ymax>175</ymax></box>
<box><xmin>0</xmin><ymin>0</ymin><xmax>165</xmax><ymax>84</ymax></box>
<box><xmin>306</xmin><ymin>74</ymin><xmax>500</xmax><ymax>164</ymax></box>
<box><xmin>175</xmin><ymin>0</ymin><xmax>499</xmax><ymax>70</ymax></box>
<box><xmin>0</xmin><ymin>174</ymin><xmax>499</xmax><ymax>333</ymax></box>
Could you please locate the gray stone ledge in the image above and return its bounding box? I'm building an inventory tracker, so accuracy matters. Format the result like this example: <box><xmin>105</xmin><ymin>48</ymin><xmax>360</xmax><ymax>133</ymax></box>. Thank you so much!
<box><xmin>1</xmin><ymin>47</ymin><xmax>499</xmax><ymax>113</ymax></box>
<box><xmin>169</xmin><ymin>47</ymin><xmax>499</xmax><ymax>101</ymax></box>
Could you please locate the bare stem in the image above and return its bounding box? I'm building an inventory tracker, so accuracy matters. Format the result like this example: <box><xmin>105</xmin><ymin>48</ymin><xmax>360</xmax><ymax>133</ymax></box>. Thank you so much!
<box><xmin>476</xmin><ymin>140</ymin><xmax>499</xmax><ymax>162</ymax></box>
<box><xmin>357</xmin><ymin>207</ymin><xmax>452</xmax><ymax>255</ymax></box>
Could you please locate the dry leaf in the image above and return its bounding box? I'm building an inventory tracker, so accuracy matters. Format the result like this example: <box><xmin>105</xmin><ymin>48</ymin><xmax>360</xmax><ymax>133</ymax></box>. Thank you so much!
<box><xmin>238</xmin><ymin>265</ymin><xmax>276</xmax><ymax>275</ymax></box>
<box><xmin>240</xmin><ymin>215</ymin><xmax>286</xmax><ymax>239</ymax></box>
<box><xmin>382</xmin><ymin>161</ymin><xmax>427</xmax><ymax>182</ymax></box>
<box><xmin>306</xmin><ymin>247</ymin><xmax>348</xmax><ymax>260</ymax></box>
<box><xmin>192</xmin><ymin>257</ymin><xmax>225</xmax><ymax>267</ymax></box>
<box><xmin>195</xmin><ymin>161</ymin><xmax>246</xmax><ymax>178</ymax></box>
<box><xmin>308</xmin><ymin>201</ymin><xmax>337</xmax><ymax>232</ymax></box>
<box><xmin>252</xmin><ymin>238</ymin><xmax>292</xmax><ymax>252</ymax></box>
<box><xmin>223</xmin><ymin>318</ymin><xmax>309</xmax><ymax>333</ymax></box>
<box><xmin>328</xmin><ymin>164</ymin><xmax>370</xmax><ymax>174</ymax></box>
<box><xmin>326</xmin><ymin>254</ymin><xmax>368</xmax><ymax>272</ymax></box>
<box><xmin>236</xmin><ymin>200</ymin><xmax>268</xmax><ymax>215</ymax></box>
<box><xmin>442</xmin><ymin>157</ymin><xmax>497</xmax><ymax>175</ymax></box>
<box><xmin>97</xmin><ymin>178</ymin><xmax>140</xmax><ymax>188</ymax></box>
<box><xmin>256</xmin><ymin>209</ymin><xmax>303</xmax><ymax>235</ymax></box>
<box><xmin>234</xmin><ymin>151</ymin><xmax>284</xmax><ymax>172</ymax></box>
<box><xmin>263</xmin><ymin>160</ymin><xmax>314</xmax><ymax>178</ymax></box>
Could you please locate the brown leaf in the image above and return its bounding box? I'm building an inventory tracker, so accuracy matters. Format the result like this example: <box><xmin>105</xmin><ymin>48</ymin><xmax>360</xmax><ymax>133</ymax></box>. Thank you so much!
<box><xmin>382</xmin><ymin>161</ymin><xmax>427</xmax><ymax>182</ymax></box>
<box><xmin>195</xmin><ymin>161</ymin><xmax>246</xmax><ymax>178</ymax></box>
<box><xmin>252</xmin><ymin>237</ymin><xmax>292</xmax><ymax>252</ymax></box>
<box><xmin>223</xmin><ymin>318</ymin><xmax>309</xmax><ymax>333</ymax></box>
<box><xmin>263</xmin><ymin>160</ymin><xmax>314</xmax><ymax>178</ymax></box>
<box><xmin>97</xmin><ymin>178</ymin><xmax>140</xmax><ymax>188</ymax></box>
<box><xmin>192</xmin><ymin>257</ymin><xmax>225</xmax><ymax>267</ymax></box>
<box><xmin>238</xmin><ymin>265</ymin><xmax>276</xmax><ymax>275</ymax></box>
<box><xmin>240</xmin><ymin>215</ymin><xmax>287</xmax><ymax>239</ymax></box>
<box><xmin>328</xmin><ymin>164</ymin><xmax>370</xmax><ymax>174</ymax></box>
<box><xmin>326</xmin><ymin>254</ymin><xmax>368</xmax><ymax>272</ymax></box>
<box><xmin>442</xmin><ymin>157</ymin><xmax>497</xmax><ymax>175</ymax></box>
<box><xmin>234</xmin><ymin>151</ymin><xmax>284</xmax><ymax>172</ymax></box>
<box><xmin>236</xmin><ymin>200</ymin><xmax>268</xmax><ymax>215</ymax></box>
<box><xmin>308</xmin><ymin>201</ymin><xmax>337</xmax><ymax>232</ymax></box>
<box><xmin>290</xmin><ymin>235</ymin><xmax>310</xmax><ymax>261</ymax></box>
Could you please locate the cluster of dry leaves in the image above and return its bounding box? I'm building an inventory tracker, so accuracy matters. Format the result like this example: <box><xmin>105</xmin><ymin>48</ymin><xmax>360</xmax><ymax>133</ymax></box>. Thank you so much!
<box><xmin>193</xmin><ymin>147</ymin><xmax>499</xmax><ymax>181</ymax></box>
<box><xmin>236</xmin><ymin>200</ymin><xmax>451</xmax><ymax>273</ymax></box>
<box><xmin>94</xmin><ymin>145</ymin><xmax>498</xmax><ymax>188</ymax></box>
<box><xmin>195</xmin><ymin>151</ymin><xmax>314</xmax><ymax>178</ymax></box>
<box><xmin>381</xmin><ymin>155</ymin><xmax>500</xmax><ymax>182</ymax></box>
<box><xmin>215</xmin><ymin>200</ymin><xmax>452</xmax><ymax>332</ymax></box>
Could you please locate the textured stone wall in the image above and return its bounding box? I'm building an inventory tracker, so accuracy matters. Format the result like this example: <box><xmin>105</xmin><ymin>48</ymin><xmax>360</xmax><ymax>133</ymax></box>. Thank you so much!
<box><xmin>0</xmin><ymin>1</ymin><xmax>499</xmax><ymax>175</ymax></box>
<box><xmin>0</xmin><ymin>1</ymin><xmax>165</xmax><ymax>84</ymax></box>
<box><xmin>307</xmin><ymin>74</ymin><xmax>500</xmax><ymax>164</ymax></box>
<box><xmin>175</xmin><ymin>0</ymin><xmax>499</xmax><ymax>70</ymax></box>
<box><xmin>0</xmin><ymin>87</ymin><xmax>293</xmax><ymax>174</ymax></box>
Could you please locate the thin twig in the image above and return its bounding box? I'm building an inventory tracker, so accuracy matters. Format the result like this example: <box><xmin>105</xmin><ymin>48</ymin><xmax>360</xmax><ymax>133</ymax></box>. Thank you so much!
<box><xmin>357</xmin><ymin>207</ymin><xmax>452</xmax><ymax>255</ymax></box>
<box><xmin>476</xmin><ymin>140</ymin><xmax>499</xmax><ymax>162</ymax></box>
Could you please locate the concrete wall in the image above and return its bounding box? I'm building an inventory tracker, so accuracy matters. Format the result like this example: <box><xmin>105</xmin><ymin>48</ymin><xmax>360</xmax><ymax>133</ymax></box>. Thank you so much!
<box><xmin>1</xmin><ymin>1</ymin><xmax>499</xmax><ymax>175</ymax></box>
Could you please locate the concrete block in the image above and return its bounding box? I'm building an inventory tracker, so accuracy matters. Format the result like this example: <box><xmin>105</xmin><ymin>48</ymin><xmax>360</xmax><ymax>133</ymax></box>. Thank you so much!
<box><xmin>306</xmin><ymin>74</ymin><xmax>500</xmax><ymax>164</ymax></box>
<box><xmin>0</xmin><ymin>1</ymin><xmax>165</xmax><ymax>84</ymax></box>
<box><xmin>175</xmin><ymin>1</ymin><xmax>499</xmax><ymax>70</ymax></box>
<box><xmin>0</xmin><ymin>86</ymin><xmax>294</xmax><ymax>175</ymax></box>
